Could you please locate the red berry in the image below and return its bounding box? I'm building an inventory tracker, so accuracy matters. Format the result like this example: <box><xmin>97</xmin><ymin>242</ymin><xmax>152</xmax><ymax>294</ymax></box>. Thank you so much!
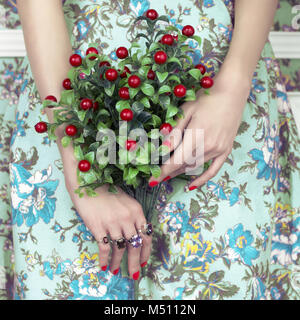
<box><xmin>80</xmin><ymin>98</ymin><xmax>93</xmax><ymax>110</ymax></box>
<box><xmin>172</xmin><ymin>34</ymin><xmax>179</xmax><ymax>41</ymax></box>
<box><xmin>62</xmin><ymin>78</ymin><xmax>72</xmax><ymax>90</ymax></box>
<box><xmin>160</xmin><ymin>123</ymin><xmax>173</xmax><ymax>135</ymax></box>
<box><xmin>118</xmin><ymin>87</ymin><xmax>130</xmax><ymax>100</ymax></box>
<box><xmin>86</xmin><ymin>47</ymin><xmax>99</xmax><ymax>60</ymax></box>
<box><xmin>161</xmin><ymin>34</ymin><xmax>174</xmax><ymax>46</ymax></box>
<box><xmin>174</xmin><ymin>84</ymin><xmax>186</xmax><ymax>98</ymax></box>
<box><xmin>93</xmin><ymin>101</ymin><xmax>99</xmax><ymax>111</ymax></box>
<box><xmin>128</xmin><ymin>75</ymin><xmax>141</xmax><ymax>88</ymax></box>
<box><xmin>154</xmin><ymin>51</ymin><xmax>167</xmax><ymax>64</ymax></box>
<box><xmin>99</xmin><ymin>61</ymin><xmax>111</xmax><ymax>68</ymax></box>
<box><xmin>182</xmin><ymin>25</ymin><xmax>195</xmax><ymax>37</ymax></box>
<box><xmin>45</xmin><ymin>95</ymin><xmax>57</xmax><ymax>102</ymax></box>
<box><xmin>120</xmin><ymin>108</ymin><xmax>134</xmax><ymax>121</ymax></box>
<box><xmin>65</xmin><ymin>124</ymin><xmax>77</xmax><ymax>136</ymax></box>
<box><xmin>78</xmin><ymin>160</ymin><xmax>91</xmax><ymax>172</ymax></box>
<box><xmin>147</xmin><ymin>69</ymin><xmax>156</xmax><ymax>80</ymax></box>
<box><xmin>34</xmin><ymin>121</ymin><xmax>48</xmax><ymax>133</ymax></box>
<box><xmin>200</xmin><ymin>76</ymin><xmax>214</xmax><ymax>89</ymax></box>
<box><xmin>69</xmin><ymin>54</ymin><xmax>82</xmax><ymax>67</ymax></box>
<box><xmin>120</xmin><ymin>66</ymin><xmax>131</xmax><ymax>78</ymax></box>
<box><xmin>126</xmin><ymin>140</ymin><xmax>137</xmax><ymax>151</ymax></box>
<box><xmin>116</xmin><ymin>47</ymin><xmax>128</xmax><ymax>59</ymax></box>
<box><xmin>146</xmin><ymin>9</ymin><xmax>158</xmax><ymax>20</ymax></box>
<box><xmin>105</xmin><ymin>68</ymin><xmax>118</xmax><ymax>81</ymax></box>
<box><xmin>195</xmin><ymin>64</ymin><xmax>206</xmax><ymax>75</ymax></box>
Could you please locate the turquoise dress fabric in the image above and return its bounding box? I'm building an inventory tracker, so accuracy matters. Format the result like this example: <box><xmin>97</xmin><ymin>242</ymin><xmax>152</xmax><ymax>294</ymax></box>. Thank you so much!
<box><xmin>0</xmin><ymin>0</ymin><xmax>300</xmax><ymax>300</ymax></box>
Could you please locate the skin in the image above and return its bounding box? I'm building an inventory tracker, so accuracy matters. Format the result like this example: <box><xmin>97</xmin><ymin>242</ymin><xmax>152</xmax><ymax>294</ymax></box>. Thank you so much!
<box><xmin>16</xmin><ymin>0</ymin><xmax>278</xmax><ymax>279</ymax></box>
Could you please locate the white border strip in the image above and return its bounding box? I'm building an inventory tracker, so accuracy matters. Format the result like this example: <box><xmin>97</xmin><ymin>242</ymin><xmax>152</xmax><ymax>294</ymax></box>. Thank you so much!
<box><xmin>0</xmin><ymin>29</ymin><xmax>26</xmax><ymax>57</ymax></box>
<box><xmin>269</xmin><ymin>31</ymin><xmax>300</xmax><ymax>59</ymax></box>
<box><xmin>0</xmin><ymin>30</ymin><xmax>300</xmax><ymax>58</ymax></box>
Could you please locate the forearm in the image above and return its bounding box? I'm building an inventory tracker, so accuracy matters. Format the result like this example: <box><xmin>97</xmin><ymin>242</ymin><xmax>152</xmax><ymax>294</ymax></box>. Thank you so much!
<box><xmin>217</xmin><ymin>0</ymin><xmax>278</xmax><ymax>92</ymax></box>
<box><xmin>17</xmin><ymin>0</ymin><xmax>79</xmax><ymax>190</ymax></box>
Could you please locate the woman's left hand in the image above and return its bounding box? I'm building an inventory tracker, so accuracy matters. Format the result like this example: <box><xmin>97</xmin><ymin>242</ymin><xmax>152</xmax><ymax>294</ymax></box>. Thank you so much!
<box><xmin>148</xmin><ymin>74</ymin><xmax>250</xmax><ymax>190</ymax></box>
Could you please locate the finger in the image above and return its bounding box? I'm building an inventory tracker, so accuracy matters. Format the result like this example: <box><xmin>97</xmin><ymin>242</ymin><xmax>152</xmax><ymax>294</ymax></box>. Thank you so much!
<box><xmin>123</xmin><ymin>226</ymin><xmax>142</xmax><ymax>280</ymax></box>
<box><xmin>108</xmin><ymin>230</ymin><xmax>126</xmax><ymax>275</ymax></box>
<box><xmin>188</xmin><ymin>153</ymin><xmax>228</xmax><ymax>190</ymax></box>
<box><xmin>136</xmin><ymin>221</ymin><xmax>152</xmax><ymax>268</ymax></box>
<box><xmin>162</xmin><ymin>111</ymin><xmax>192</xmax><ymax>153</ymax></box>
<box><xmin>95</xmin><ymin>231</ymin><xmax>111</xmax><ymax>272</ymax></box>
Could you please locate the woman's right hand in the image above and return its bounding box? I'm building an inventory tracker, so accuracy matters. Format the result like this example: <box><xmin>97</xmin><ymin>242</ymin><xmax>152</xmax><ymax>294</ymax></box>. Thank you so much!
<box><xmin>66</xmin><ymin>183</ymin><xmax>151</xmax><ymax>280</ymax></box>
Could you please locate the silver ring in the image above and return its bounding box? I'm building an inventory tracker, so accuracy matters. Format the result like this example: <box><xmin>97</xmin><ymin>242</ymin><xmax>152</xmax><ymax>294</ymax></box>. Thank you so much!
<box><xmin>111</xmin><ymin>237</ymin><xmax>127</xmax><ymax>249</ymax></box>
<box><xmin>127</xmin><ymin>234</ymin><xmax>143</xmax><ymax>248</ymax></box>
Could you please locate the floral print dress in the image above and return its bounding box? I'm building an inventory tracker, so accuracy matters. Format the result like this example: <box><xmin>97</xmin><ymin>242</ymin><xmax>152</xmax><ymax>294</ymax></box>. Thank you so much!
<box><xmin>0</xmin><ymin>0</ymin><xmax>300</xmax><ymax>300</ymax></box>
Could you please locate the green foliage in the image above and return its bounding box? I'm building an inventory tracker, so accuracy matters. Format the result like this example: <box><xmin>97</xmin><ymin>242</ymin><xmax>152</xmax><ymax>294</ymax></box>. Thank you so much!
<box><xmin>44</xmin><ymin>12</ymin><xmax>213</xmax><ymax>197</ymax></box>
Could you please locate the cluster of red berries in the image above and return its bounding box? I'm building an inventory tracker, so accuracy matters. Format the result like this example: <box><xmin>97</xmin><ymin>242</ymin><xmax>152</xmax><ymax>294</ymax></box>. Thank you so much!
<box><xmin>35</xmin><ymin>9</ymin><xmax>214</xmax><ymax>173</ymax></box>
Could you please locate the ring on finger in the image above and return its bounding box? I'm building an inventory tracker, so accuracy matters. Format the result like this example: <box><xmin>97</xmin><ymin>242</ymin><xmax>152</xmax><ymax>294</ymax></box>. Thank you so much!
<box><xmin>97</xmin><ymin>236</ymin><xmax>110</xmax><ymax>245</ymax></box>
<box><xmin>127</xmin><ymin>233</ymin><xmax>143</xmax><ymax>248</ymax></box>
<box><xmin>139</xmin><ymin>223</ymin><xmax>153</xmax><ymax>236</ymax></box>
<box><xmin>111</xmin><ymin>237</ymin><xmax>127</xmax><ymax>250</ymax></box>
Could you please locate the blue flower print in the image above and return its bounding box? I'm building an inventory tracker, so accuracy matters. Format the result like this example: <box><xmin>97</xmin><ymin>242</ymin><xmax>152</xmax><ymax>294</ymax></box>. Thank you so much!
<box><xmin>225</xmin><ymin>223</ymin><xmax>259</xmax><ymax>266</ymax></box>
<box><xmin>207</xmin><ymin>180</ymin><xmax>227</xmax><ymax>200</ymax></box>
<box><xmin>10</xmin><ymin>112</ymin><xmax>27</xmax><ymax>146</ymax></box>
<box><xmin>129</xmin><ymin>0</ymin><xmax>150</xmax><ymax>17</ymax></box>
<box><xmin>10</xmin><ymin>164</ymin><xmax>59</xmax><ymax>227</ymax></box>
<box><xmin>204</xmin><ymin>0</ymin><xmax>215</xmax><ymax>8</ymax></box>
<box><xmin>76</xmin><ymin>20</ymin><xmax>91</xmax><ymax>41</ymax></box>
<box><xmin>271</xmin><ymin>217</ymin><xmax>300</xmax><ymax>266</ymax></box>
<box><xmin>248</xmin><ymin>123</ymin><xmax>280</xmax><ymax>182</ymax></box>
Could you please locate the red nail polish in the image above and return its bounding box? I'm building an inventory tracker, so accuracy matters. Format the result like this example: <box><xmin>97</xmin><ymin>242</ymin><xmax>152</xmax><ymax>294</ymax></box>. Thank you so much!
<box><xmin>133</xmin><ymin>271</ymin><xmax>140</xmax><ymax>280</ymax></box>
<box><xmin>101</xmin><ymin>265</ymin><xmax>107</xmax><ymax>271</ymax></box>
<box><xmin>162</xmin><ymin>140</ymin><xmax>171</xmax><ymax>148</ymax></box>
<box><xmin>149</xmin><ymin>180</ymin><xmax>159</xmax><ymax>188</ymax></box>
<box><xmin>141</xmin><ymin>261</ymin><xmax>147</xmax><ymax>268</ymax></box>
<box><xmin>163</xmin><ymin>176</ymin><xmax>171</xmax><ymax>182</ymax></box>
<box><xmin>189</xmin><ymin>186</ymin><xmax>197</xmax><ymax>191</ymax></box>
<box><xmin>112</xmin><ymin>268</ymin><xmax>119</xmax><ymax>275</ymax></box>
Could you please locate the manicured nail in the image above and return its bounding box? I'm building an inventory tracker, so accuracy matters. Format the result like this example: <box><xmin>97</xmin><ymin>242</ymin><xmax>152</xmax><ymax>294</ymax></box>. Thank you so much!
<box><xmin>112</xmin><ymin>268</ymin><xmax>119</xmax><ymax>275</ymax></box>
<box><xmin>133</xmin><ymin>271</ymin><xmax>140</xmax><ymax>280</ymax></box>
<box><xmin>189</xmin><ymin>186</ymin><xmax>197</xmax><ymax>191</ymax></box>
<box><xmin>162</xmin><ymin>140</ymin><xmax>171</xmax><ymax>148</ymax></box>
<box><xmin>149</xmin><ymin>180</ymin><xmax>159</xmax><ymax>188</ymax></box>
<box><xmin>101</xmin><ymin>265</ymin><xmax>107</xmax><ymax>271</ymax></box>
<box><xmin>163</xmin><ymin>176</ymin><xmax>171</xmax><ymax>182</ymax></box>
<box><xmin>141</xmin><ymin>261</ymin><xmax>147</xmax><ymax>268</ymax></box>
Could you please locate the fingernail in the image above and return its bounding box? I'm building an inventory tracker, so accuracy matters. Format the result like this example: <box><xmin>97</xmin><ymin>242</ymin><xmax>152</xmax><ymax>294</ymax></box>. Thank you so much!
<box><xmin>163</xmin><ymin>176</ymin><xmax>171</xmax><ymax>182</ymax></box>
<box><xmin>162</xmin><ymin>140</ymin><xmax>171</xmax><ymax>148</ymax></box>
<box><xmin>112</xmin><ymin>268</ymin><xmax>119</xmax><ymax>275</ymax></box>
<box><xmin>133</xmin><ymin>271</ymin><xmax>140</xmax><ymax>280</ymax></box>
<box><xmin>149</xmin><ymin>180</ymin><xmax>159</xmax><ymax>188</ymax></box>
<box><xmin>141</xmin><ymin>261</ymin><xmax>147</xmax><ymax>268</ymax></box>
<box><xmin>189</xmin><ymin>186</ymin><xmax>197</xmax><ymax>191</ymax></box>
<box><xmin>101</xmin><ymin>265</ymin><xmax>107</xmax><ymax>271</ymax></box>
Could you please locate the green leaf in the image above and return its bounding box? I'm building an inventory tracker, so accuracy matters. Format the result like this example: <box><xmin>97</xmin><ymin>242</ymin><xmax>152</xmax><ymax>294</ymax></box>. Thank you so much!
<box><xmin>85</xmin><ymin>187</ymin><xmax>98</xmax><ymax>197</ymax></box>
<box><xmin>84</xmin><ymin>151</ymin><xmax>95</xmax><ymax>164</ymax></box>
<box><xmin>140</xmin><ymin>96</ymin><xmax>151</xmax><ymax>108</ymax></box>
<box><xmin>61</xmin><ymin>136</ymin><xmax>71</xmax><ymax>148</ymax></box>
<box><xmin>82</xmin><ymin>170</ymin><xmax>97</xmax><ymax>184</ymax></box>
<box><xmin>138</xmin><ymin>66</ymin><xmax>151</xmax><ymax>78</ymax></box>
<box><xmin>188</xmin><ymin>68</ymin><xmax>201</xmax><ymax>80</ymax></box>
<box><xmin>166</xmin><ymin>105</ymin><xmax>179</xmax><ymax>118</ymax></box>
<box><xmin>129</xmin><ymin>87</ymin><xmax>140</xmax><ymax>99</ymax></box>
<box><xmin>156</xmin><ymin>71</ymin><xmax>168</xmax><ymax>83</ymax></box>
<box><xmin>128</xmin><ymin>167</ymin><xmax>139</xmax><ymax>180</ymax></box>
<box><xmin>141</xmin><ymin>83</ymin><xmax>155</xmax><ymax>96</ymax></box>
<box><xmin>168</xmin><ymin>75</ymin><xmax>181</xmax><ymax>83</ymax></box>
<box><xmin>192</xmin><ymin>35</ymin><xmax>202</xmax><ymax>47</ymax></box>
<box><xmin>167</xmin><ymin>57</ymin><xmax>182</xmax><ymax>67</ymax></box>
<box><xmin>77</xmin><ymin>110</ymin><xmax>86</xmax><ymax>122</ymax></box>
<box><xmin>60</xmin><ymin>90</ymin><xmax>75</xmax><ymax>105</ymax></box>
<box><xmin>137</xmin><ymin>165</ymin><xmax>151</xmax><ymax>174</ymax></box>
<box><xmin>184</xmin><ymin>89</ymin><xmax>196</xmax><ymax>101</ymax></box>
<box><xmin>48</xmin><ymin>125</ymin><xmax>58</xmax><ymax>141</ymax></box>
<box><xmin>108</xmin><ymin>184</ymin><xmax>118</xmax><ymax>194</ymax></box>
<box><xmin>104</xmin><ymin>84</ymin><xmax>115</xmax><ymax>97</ymax></box>
<box><xmin>74</xmin><ymin>145</ymin><xmax>84</xmax><ymax>160</ymax></box>
<box><xmin>149</xmin><ymin>42</ymin><xmax>161</xmax><ymax>52</ymax></box>
<box><xmin>150</xmin><ymin>114</ymin><xmax>162</xmax><ymax>127</ymax></box>
<box><xmin>158</xmin><ymin>85</ymin><xmax>171</xmax><ymax>95</ymax></box>
<box><xmin>150</xmin><ymin>165</ymin><xmax>161</xmax><ymax>178</ymax></box>
<box><xmin>67</xmin><ymin>68</ymin><xmax>76</xmax><ymax>82</ymax></box>
<box><xmin>116</xmin><ymin>100</ymin><xmax>131</xmax><ymax>112</ymax></box>
<box><xmin>141</xmin><ymin>57</ymin><xmax>152</xmax><ymax>66</ymax></box>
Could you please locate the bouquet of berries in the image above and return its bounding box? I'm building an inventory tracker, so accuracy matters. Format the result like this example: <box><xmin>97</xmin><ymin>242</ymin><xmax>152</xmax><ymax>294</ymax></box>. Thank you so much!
<box><xmin>34</xmin><ymin>9</ymin><xmax>214</xmax><ymax>221</ymax></box>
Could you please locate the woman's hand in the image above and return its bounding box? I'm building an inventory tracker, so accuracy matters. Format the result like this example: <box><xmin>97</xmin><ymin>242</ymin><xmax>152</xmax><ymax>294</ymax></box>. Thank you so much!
<box><xmin>149</xmin><ymin>73</ymin><xmax>251</xmax><ymax>189</ymax></box>
<box><xmin>66</xmin><ymin>182</ymin><xmax>151</xmax><ymax>280</ymax></box>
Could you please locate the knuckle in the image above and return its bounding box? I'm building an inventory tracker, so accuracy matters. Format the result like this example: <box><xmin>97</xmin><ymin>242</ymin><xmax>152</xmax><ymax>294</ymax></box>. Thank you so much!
<box><xmin>98</xmin><ymin>244</ymin><xmax>110</xmax><ymax>255</ymax></box>
<box><xmin>142</xmin><ymin>235</ymin><xmax>152</xmax><ymax>246</ymax></box>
